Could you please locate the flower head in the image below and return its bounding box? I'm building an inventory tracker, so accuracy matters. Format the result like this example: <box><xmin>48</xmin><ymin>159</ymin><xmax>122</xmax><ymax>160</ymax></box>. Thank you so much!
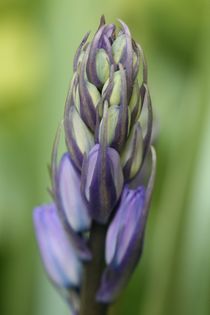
<box><xmin>33</xmin><ymin>16</ymin><xmax>156</xmax><ymax>314</ymax></box>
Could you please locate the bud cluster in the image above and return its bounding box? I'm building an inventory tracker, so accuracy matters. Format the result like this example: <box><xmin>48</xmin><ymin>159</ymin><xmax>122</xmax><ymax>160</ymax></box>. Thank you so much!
<box><xmin>33</xmin><ymin>16</ymin><xmax>156</xmax><ymax>315</ymax></box>
<box><xmin>64</xmin><ymin>16</ymin><xmax>152</xmax><ymax>224</ymax></box>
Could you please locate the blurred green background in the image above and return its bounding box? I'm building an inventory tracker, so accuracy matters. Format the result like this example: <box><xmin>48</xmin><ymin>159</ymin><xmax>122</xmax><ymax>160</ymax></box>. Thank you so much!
<box><xmin>0</xmin><ymin>0</ymin><xmax>210</xmax><ymax>314</ymax></box>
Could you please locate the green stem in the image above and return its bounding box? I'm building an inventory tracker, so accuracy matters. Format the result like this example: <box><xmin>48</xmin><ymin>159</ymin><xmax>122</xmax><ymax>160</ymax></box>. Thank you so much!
<box><xmin>79</xmin><ymin>222</ymin><xmax>108</xmax><ymax>315</ymax></box>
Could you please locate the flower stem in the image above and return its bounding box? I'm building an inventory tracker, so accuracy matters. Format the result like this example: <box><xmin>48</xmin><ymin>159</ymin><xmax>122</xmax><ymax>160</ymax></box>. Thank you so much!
<box><xmin>79</xmin><ymin>222</ymin><xmax>108</xmax><ymax>315</ymax></box>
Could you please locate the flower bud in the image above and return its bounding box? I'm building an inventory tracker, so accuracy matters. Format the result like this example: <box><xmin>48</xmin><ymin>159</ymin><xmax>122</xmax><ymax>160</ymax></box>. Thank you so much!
<box><xmin>112</xmin><ymin>34</ymin><xmax>126</xmax><ymax>64</ymax></box>
<box><xmin>57</xmin><ymin>153</ymin><xmax>91</xmax><ymax>232</ymax></box>
<box><xmin>86</xmin><ymin>22</ymin><xmax>115</xmax><ymax>88</ymax></box>
<box><xmin>106</xmin><ymin>186</ymin><xmax>146</xmax><ymax>266</ymax></box>
<box><xmin>97</xmin><ymin>147</ymin><xmax>156</xmax><ymax>303</ymax></box>
<box><xmin>64</xmin><ymin>105</ymin><xmax>94</xmax><ymax>171</ymax></box>
<box><xmin>129</xmin><ymin>80</ymin><xmax>141</xmax><ymax>124</ymax></box>
<box><xmin>102</xmin><ymin>70</ymin><xmax>121</xmax><ymax>106</ymax></box>
<box><xmin>99</xmin><ymin>105</ymin><xmax>120</xmax><ymax>146</ymax></box>
<box><xmin>81</xmin><ymin>144</ymin><xmax>123</xmax><ymax>224</ymax></box>
<box><xmin>79</xmin><ymin>54</ymin><xmax>101</xmax><ymax>131</ymax></box>
<box><xmin>96</xmin><ymin>49</ymin><xmax>110</xmax><ymax>84</ymax></box>
<box><xmin>73</xmin><ymin>31</ymin><xmax>90</xmax><ymax>72</ymax></box>
<box><xmin>33</xmin><ymin>203</ymin><xmax>83</xmax><ymax>289</ymax></box>
<box><xmin>121</xmin><ymin>122</ymin><xmax>144</xmax><ymax>180</ymax></box>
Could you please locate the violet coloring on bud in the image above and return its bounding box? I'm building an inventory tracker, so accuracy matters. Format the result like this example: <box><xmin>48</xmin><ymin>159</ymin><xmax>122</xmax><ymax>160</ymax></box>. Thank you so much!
<box><xmin>33</xmin><ymin>15</ymin><xmax>156</xmax><ymax>315</ymax></box>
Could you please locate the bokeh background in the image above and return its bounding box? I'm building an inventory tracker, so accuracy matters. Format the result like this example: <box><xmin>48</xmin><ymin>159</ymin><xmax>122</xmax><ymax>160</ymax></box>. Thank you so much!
<box><xmin>0</xmin><ymin>0</ymin><xmax>210</xmax><ymax>314</ymax></box>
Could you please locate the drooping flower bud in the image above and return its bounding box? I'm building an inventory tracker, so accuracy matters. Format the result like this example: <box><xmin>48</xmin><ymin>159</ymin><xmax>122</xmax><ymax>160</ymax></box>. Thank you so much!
<box><xmin>33</xmin><ymin>203</ymin><xmax>83</xmax><ymax>288</ymax></box>
<box><xmin>97</xmin><ymin>146</ymin><xmax>156</xmax><ymax>303</ymax></box>
<box><xmin>121</xmin><ymin>122</ymin><xmax>144</xmax><ymax>180</ymax></box>
<box><xmin>81</xmin><ymin>144</ymin><xmax>123</xmax><ymax>224</ymax></box>
<box><xmin>33</xmin><ymin>204</ymin><xmax>83</xmax><ymax>314</ymax></box>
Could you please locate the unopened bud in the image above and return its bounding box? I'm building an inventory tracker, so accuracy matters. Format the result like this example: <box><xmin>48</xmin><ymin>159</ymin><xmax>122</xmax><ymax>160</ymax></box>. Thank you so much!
<box><xmin>102</xmin><ymin>71</ymin><xmax>122</xmax><ymax>106</ymax></box>
<box><xmin>121</xmin><ymin>122</ymin><xmax>143</xmax><ymax>180</ymax></box>
<box><xmin>65</xmin><ymin>106</ymin><xmax>94</xmax><ymax>170</ymax></box>
<box><xmin>129</xmin><ymin>80</ymin><xmax>141</xmax><ymax>124</ymax></box>
<box><xmin>96</xmin><ymin>49</ymin><xmax>110</xmax><ymax>84</ymax></box>
<box><xmin>99</xmin><ymin>105</ymin><xmax>120</xmax><ymax>146</ymax></box>
<box><xmin>112</xmin><ymin>34</ymin><xmax>126</xmax><ymax>64</ymax></box>
<box><xmin>81</xmin><ymin>144</ymin><xmax>124</xmax><ymax>224</ymax></box>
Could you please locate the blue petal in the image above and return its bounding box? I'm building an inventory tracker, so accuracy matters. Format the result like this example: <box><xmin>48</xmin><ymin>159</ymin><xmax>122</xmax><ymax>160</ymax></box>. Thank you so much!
<box><xmin>57</xmin><ymin>153</ymin><xmax>91</xmax><ymax>232</ymax></box>
<box><xmin>106</xmin><ymin>186</ymin><xmax>145</xmax><ymax>266</ymax></box>
<box><xmin>33</xmin><ymin>203</ymin><xmax>83</xmax><ymax>288</ymax></box>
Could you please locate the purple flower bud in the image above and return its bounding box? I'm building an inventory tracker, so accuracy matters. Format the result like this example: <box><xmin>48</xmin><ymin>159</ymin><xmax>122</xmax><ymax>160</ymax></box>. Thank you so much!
<box><xmin>57</xmin><ymin>153</ymin><xmax>91</xmax><ymax>232</ymax></box>
<box><xmin>129</xmin><ymin>80</ymin><xmax>141</xmax><ymax>125</ymax></box>
<box><xmin>50</xmin><ymin>124</ymin><xmax>92</xmax><ymax>262</ymax></box>
<box><xmin>87</xmin><ymin>18</ymin><xmax>115</xmax><ymax>88</ymax></box>
<box><xmin>64</xmin><ymin>101</ymin><xmax>94</xmax><ymax>171</ymax></box>
<box><xmin>79</xmin><ymin>51</ymin><xmax>101</xmax><ymax>131</ymax></box>
<box><xmin>106</xmin><ymin>186</ymin><xmax>146</xmax><ymax>266</ymax></box>
<box><xmin>33</xmin><ymin>203</ymin><xmax>83</xmax><ymax>289</ymax></box>
<box><xmin>81</xmin><ymin>144</ymin><xmax>124</xmax><ymax>224</ymax></box>
<box><xmin>97</xmin><ymin>146</ymin><xmax>156</xmax><ymax>303</ymax></box>
<box><xmin>100</xmin><ymin>64</ymin><xmax>130</xmax><ymax>152</ymax></box>
<box><xmin>121</xmin><ymin>122</ymin><xmax>144</xmax><ymax>181</ymax></box>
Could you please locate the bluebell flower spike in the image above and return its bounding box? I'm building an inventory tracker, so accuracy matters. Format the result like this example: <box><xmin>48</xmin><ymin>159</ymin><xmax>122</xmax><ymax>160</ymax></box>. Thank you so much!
<box><xmin>33</xmin><ymin>16</ymin><xmax>156</xmax><ymax>315</ymax></box>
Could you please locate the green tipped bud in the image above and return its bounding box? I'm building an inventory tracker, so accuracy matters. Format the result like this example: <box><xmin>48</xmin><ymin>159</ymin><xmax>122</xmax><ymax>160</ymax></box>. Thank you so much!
<box><xmin>99</xmin><ymin>105</ymin><xmax>120</xmax><ymax>145</ymax></box>
<box><xmin>96</xmin><ymin>49</ymin><xmax>110</xmax><ymax>84</ymax></box>
<box><xmin>112</xmin><ymin>34</ymin><xmax>126</xmax><ymax>64</ymax></box>
<box><xmin>70</xmin><ymin>106</ymin><xmax>94</xmax><ymax>154</ymax></box>
<box><xmin>121</xmin><ymin>122</ymin><xmax>143</xmax><ymax>180</ymax></box>
<box><xmin>129</xmin><ymin>80</ymin><xmax>141</xmax><ymax>122</ymax></box>
<box><xmin>102</xmin><ymin>71</ymin><xmax>122</xmax><ymax>106</ymax></box>
<box><xmin>86</xmin><ymin>81</ymin><xmax>101</xmax><ymax>109</ymax></box>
